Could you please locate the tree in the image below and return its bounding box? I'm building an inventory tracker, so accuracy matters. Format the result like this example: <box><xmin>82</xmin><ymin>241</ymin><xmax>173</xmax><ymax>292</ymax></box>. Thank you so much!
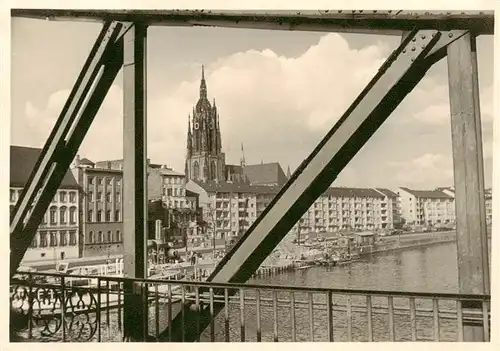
<box><xmin>205</xmin><ymin>201</ymin><xmax>218</xmax><ymax>253</ymax></box>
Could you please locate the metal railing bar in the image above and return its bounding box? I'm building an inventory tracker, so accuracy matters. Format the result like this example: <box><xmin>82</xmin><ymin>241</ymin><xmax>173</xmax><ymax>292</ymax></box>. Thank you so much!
<box><xmin>388</xmin><ymin>296</ymin><xmax>395</xmax><ymax>341</ymax></box>
<box><xmin>106</xmin><ymin>280</ymin><xmax>110</xmax><ymax>340</ymax></box>
<box><xmin>195</xmin><ymin>286</ymin><xmax>200</xmax><ymax>342</ymax></box>
<box><xmin>181</xmin><ymin>285</ymin><xmax>186</xmax><ymax>342</ymax></box>
<box><xmin>409</xmin><ymin>297</ymin><xmax>417</xmax><ymax>341</ymax></box>
<box><xmin>456</xmin><ymin>301</ymin><xmax>463</xmax><ymax>342</ymax></box>
<box><xmin>155</xmin><ymin>284</ymin><xmax>159</xmax><ymax>341</ymax></box>
<box><xmin>224</xmin><ymin>288</ymin><xmax>230</xmax><ymax>342</ymax></box>
<box><xmin>167</xmin><ymin>284</ymin><xmax>172</xmax><ymax>342</ymax></box>
<box><xmin>346</xmin><ymin>295</ymin><xmax>352</xmax><ymax>341</ymax></box>
<box><xmin>117</xmin><ymin>282</ymin><xmax>122</xmax><ymax>336</ymax></box>
<box><xmin>290</xmin><ymin>291</ymin><xmax>296</xmax><ymax>342</ymax></box>
<box><xmin>273</xmin><ymin>290</ymin><xmax>278</xmax><ymax>342</ymax></box>
<box><xmin>240</xmin><ymin>289</ymin><xmax>245</xmax><ymax>342</ymax></box>
<box><xmin>367</xmin><ymin>295</ymin><xmax>373</xmax><ymax>342</ymax></box>
<box><xmin>327</xmin><ymin>291</ymin><xmax>334</xmax><ymax>341</ymax></box>
<box><xmin>27</xmin><ymin>276</ymin><xmax>33</xmax><ymax>339</ymax></box>
<box><xmin>308</xmin><ymin>292</ymin><xmax>314</xmax><ymax>342</ymax></box>
<box><xmin>482</xmin><ymin>300</ymin><xmax>489</xmax><ymax>342</ymax></box>
<box><xmin>96</xmin><ymin>278</ymin><xmax>101</xmax><ymax>342</ymax></box>
<box><xmin>209</xmin><ymin>287</ymin><xmax>215</xmax><ymax>342</ymax></box>
<box><xmin>433</xmin><ymin>298</ymin><xmax>440</xmax><ymax>341</ymax></box>
<box><xmin>256</xmin><ymin>289</ymin><xmax>262</xmax><ymax>342</ymax></box>
<box><xmin>61</xmin><ymin>277</ymin><xmax>66</xmax><ymax>342</ymax></box>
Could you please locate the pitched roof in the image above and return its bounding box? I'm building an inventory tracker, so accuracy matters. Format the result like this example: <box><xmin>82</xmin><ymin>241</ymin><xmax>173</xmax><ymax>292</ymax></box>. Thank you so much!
<box><xmin>80</xmin><ymin>157</ymin><xmax>94</xmax><ymax>165</ymax></box>
<box><xmin>159</xmin><ymin>168</ymin><xmax>184</xmax><ymax>177</ymax></box>
<box><xmin>193</xmin><ymin>179</ymin><xmax>281</xmax><ymax>195</ymax></box>
<box><xmin>436</xmin><ymin>186</ymin><xmax>454</xmax><ymax>193</ymax></box>
<box><xmin>376</xmin><ymin>188</ymin><xmax>399</xmax><ymax>198</ymax></box>
<box><xmin>10</xmin><ymin>145</ymin><xmax>79</xmax><ymax>188</ymax></box>
<box><xmin>399</xmin><ymin>187</ymin><xmax>453</xmax><ymax>199</ymax></box>
<box><xmin>325</xmin><ymin>187</ymin><xmax>384</xmax><ymax>198</ymax></box>
<box><xmin>243</xmin><ymin>162</ymin><xmax>288</xmax><ymax>186</ymax></box>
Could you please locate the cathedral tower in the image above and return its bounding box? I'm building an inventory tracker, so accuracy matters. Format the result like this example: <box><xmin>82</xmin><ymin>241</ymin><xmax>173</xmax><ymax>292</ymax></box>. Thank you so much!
<box><xmin>185</xmin><ymin>66</ymin><xmax>226</xmax><ymax>182</ymax></box>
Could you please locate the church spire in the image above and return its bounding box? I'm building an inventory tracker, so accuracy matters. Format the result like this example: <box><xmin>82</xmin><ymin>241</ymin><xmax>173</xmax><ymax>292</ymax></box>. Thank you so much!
<box><xmin>200</xmin><ymin>65</ymin><xmax>207</xmax><ymax>99</ymax></box>
<box><xmin>186</xmin><ymin>114</ymin><xmax>192</xmax><ymax>158</ymax></box>
<box><xmin>240</xmin><ymin>143</ymin><xmax>246</xmax><ymax>167</ymax></box>
<box><xmin>287</xmin><ymin>165</ymin><xmax>291</xmax><ymax>179</ymax></box>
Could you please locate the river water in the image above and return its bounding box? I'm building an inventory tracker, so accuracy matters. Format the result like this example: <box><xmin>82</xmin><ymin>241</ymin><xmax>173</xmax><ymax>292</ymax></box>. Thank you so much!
<box><xmin>251</xmin><ymin>241</ymin><xmax>462</xmax><ymax>293</ymax></box>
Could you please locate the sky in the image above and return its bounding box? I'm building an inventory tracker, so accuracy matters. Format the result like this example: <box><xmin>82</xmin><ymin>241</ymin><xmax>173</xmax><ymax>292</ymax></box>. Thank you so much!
<box><xmin>10</xmin><ymin>17</ymin><xmax>494</xmax><ymax>190</ymax></box>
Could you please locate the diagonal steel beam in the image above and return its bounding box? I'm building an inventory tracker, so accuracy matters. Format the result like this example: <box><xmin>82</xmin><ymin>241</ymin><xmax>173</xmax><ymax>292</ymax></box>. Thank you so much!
<box><xmin>9</xmin><ymin>21</ymin><xmax>131</xmax><ymax>277</ymax></box>
<box><xmin>161</xmin><ymin>29</ymin><xmax>468</xmax><ymax>342</ymax></box>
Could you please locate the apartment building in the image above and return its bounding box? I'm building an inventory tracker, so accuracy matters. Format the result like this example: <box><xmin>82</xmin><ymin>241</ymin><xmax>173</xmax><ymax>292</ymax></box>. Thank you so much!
<box><xmin>397</xmin><ymin>187</ymin><xmax>455</xmax><ymax>226</ymax></box>
<box><xmin>10</xmin><ymin>146</ymin><xmax>80</xmax><ymax>263</ymax></box>
<box><xmin>186</xmin><ymin>179</ymin><xmax>281</xmax><ymax>239</ymax></box>
<box><xmin>292</xmin><ymin>187</ymin><xmax>395</xmax><ymax>235</ymax></box>
<box><xmin>71</xmin><ymin>156</ymin><xmax>123</xmax><ymax>258</ymax></box>
<box><xmin>438</xmin><ymin>186</ymin><xmax>492</xmax><ymax>227</ymax></box>
<box><xmin>376</xmin><ymin>188</ymin><xmax>402</xmax><ymax>228</ymax></box>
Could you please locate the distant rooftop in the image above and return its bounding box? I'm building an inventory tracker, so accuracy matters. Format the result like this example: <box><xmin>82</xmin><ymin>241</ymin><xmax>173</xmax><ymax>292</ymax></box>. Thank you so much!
<box><xmin>376</xmin><ymin>188</ymin><xmax>399</xmax><ymax>198</ymax></box>
<box><xmin>79</xmin><ymin>157</ymin><xmax>94</xmax><ymax>166</ymax></box>
<box><xmin>158</xmin><ymin>168</ymin><xmax>184</xmax><ymax>177</ymax></box>
<box><xmin>193</xmin><ymin>179</ymin><xmax>281</xmax><ymax>195</ymax></box>
<box><xmin>399</xmin><ymin>187</ymin><xmax>453</xmax><ymax>199</ymax></box>
<box><xmin>10</xmin><ymin>145</ymin><xmax>79</xmax><ymax>189</ymax></box>
<box><xmin>243</xmin><ymin>162</ymin><xmax>288</xmax><ymax>186</ymax></box>
<box><xmin>326</xmin><ymin>187</ymin><xmax>384</xmax><ymax>198</ymax></box>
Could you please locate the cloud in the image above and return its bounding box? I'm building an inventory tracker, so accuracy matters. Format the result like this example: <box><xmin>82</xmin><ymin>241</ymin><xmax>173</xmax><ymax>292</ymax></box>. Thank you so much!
<box><xmin>390</xmin><ymin>153</ymin><xmax>455</xmax><ymax>188</ymax></box>
<box><xmin>13</xmin><ymin>32</ymin><xmax>493</xmax><ymax>189</ymax></box>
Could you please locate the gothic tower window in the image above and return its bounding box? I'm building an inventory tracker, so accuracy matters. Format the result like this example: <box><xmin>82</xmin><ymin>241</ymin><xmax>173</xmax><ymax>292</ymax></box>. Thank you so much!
<box><xmin>210</xmin><ymin>160</ymin><xmax>217</xmax><ymax>180</ymax></box>
<box><xmin>193</xmin><ymin>161</ymin><xmax>200</xmax><ymax>179</ymax></box>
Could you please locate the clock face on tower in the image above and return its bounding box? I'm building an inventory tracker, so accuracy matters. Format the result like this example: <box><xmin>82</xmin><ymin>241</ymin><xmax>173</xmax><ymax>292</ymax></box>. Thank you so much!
<box><xmin>194</xmin><ymin>122</ymin><xmax>199</xmax><ymax>130</ymax></box>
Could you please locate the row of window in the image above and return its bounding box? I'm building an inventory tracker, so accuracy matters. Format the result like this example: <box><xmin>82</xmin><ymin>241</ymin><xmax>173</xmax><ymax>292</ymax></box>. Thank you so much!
<box><xmin>88</xmin><ymin>176</ymin><xmax>121</xmax><ymax>187</ymax></box>
<box><xmin>163</xmin><ymin>177</ymin><xmax>184</xmax><ymax>185</ymax></box>
<box><xmin>163</xmin><ymin>187</ymin><xmax>186</xmax><ymax>197</ymax></box>
<box><xmin>88</xmin><ymin>191</ymin><xmax>121</xmax><ymax>203</ymax></box>
<box><xmin>88</xmin><ymin>209</ymin><xmax>121</xmax><ymax>222</ymax></box>
<box><xmin>10</xmin><ymin>189</ymin><xmax>77</xmax><ymax>204</ymax></box>
<box><xmin>164</xmin><ymin>199</ymin><xmax>195</xmax><ymax>209</ymax></box>
<box><xmin>30</xmin><ymin>230</ymin><xmax>77</xmax><ymax>248</ymax></box>
<box><xmin>45</xmin><ymin>206</ymin><xmax>78</xmax><ymax>225</ymax></box>
<box><xmin>87</xmin><ymin>230</ymin><xmax>122</xmax><ymax>244</ymax></box>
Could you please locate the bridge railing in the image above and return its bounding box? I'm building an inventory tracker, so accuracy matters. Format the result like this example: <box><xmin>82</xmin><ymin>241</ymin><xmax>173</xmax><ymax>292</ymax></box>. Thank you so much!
<box><xmin>10</xmin><ymin>271</ymin><xmax>490</xmax><ymax>342</ymax></box>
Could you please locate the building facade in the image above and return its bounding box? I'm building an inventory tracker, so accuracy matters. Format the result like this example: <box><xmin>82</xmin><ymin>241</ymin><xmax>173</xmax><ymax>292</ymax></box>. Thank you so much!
<box><xmin>291</xmin><ymin>187</ymin><xmax>397</xmax><ymax>235</ymax></box>
<box><xmin>10</xmin><ymin>146</ymin><xmax>80</xmax><ymax>263</ymax></box>
<box><xmin>397</xmin><ymin>187</ymin><xmax>455</xmax><ymax>226</ymax></box>
<box><xmin>186</xmin><ymin>180</ymin><xmax>281</xmax><ymax>239</ymax></box>
<box><xmin>437</xmin><ymin>186</ymin><xmax>492</xmax><ymax>227</ymax></box>
<box><xmin>71</xmin><ymin>156</ymin><xmax>124</xmax><ymax>258</ymax></box>
<box><xmin>376</xmin><ymin>188</ymin><xmax>402</xmax><ymax>228</ymax></box>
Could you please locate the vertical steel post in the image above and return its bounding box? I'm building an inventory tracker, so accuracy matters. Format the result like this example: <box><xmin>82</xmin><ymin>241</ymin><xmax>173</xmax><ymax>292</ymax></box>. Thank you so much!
<box><xmin>447</xmin><ymin>32</ymin><xmax>490</xmax><ymax>342</ymax></box>
<box><xmin>122</xmin><ymin>22</ymin><xmax>149</xmax><ymax>342</ymax></box>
